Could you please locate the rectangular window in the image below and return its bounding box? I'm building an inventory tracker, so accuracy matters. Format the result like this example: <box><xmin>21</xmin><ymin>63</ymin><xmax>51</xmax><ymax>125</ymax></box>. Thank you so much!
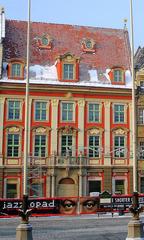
<box><xmin>62</xmin><ymin>102</ymin><xmax>73</xmax><ymax>121</ymax></box>
<box><xmin>114</xmin><ymin>104</ymin><xmax>124</xmax><ymax>123</ymax></box>
<box><xmin>138</xmin><ymin>108</ymin><xmax>144</xmax><ymax>124</ymax></box>
<box><xmin>34</xmin><ymin>135</ymin><xmax>46</xmax><ymax>157</ymax></box>
<box><xmin>35</xmin><ymin>102</ymin><xmax>47</xmax><ymax>121</ymax></box>
<box><xmin>88</xmin><ymin>103</ymin><xmax>100</xmax><ymax>122</ymax></box>
<box><xmin>61</xmin><ymin>135</ymin><xmax>73</xmax><ymax>156</ymax></box>
<box><xmin>115</xmin><ymin>179</ymin><xmax>125</xmax><ymax>194</ymax></box>
<box><xmin>89</xmin><ymin>180</ymin><xmax>101</xmax><ymax>194</ymax></box>
<box><xmin>6</xmin><ymin>183</ymin><xmax>17</xmax><ymax>198</ymax></box>
<box><xmin>7</xmin><ymin>134</ymin><xmax>19</xmax><ymax>157</ymax></box>
<box><xmin>8</xmin><ymin>100</ymin><xmax>20</xmax><ymax>120</ymax></box>
<box><xmin>63</xmin><ymin>64</ymin><xmax>74</xmax><ymax>80</ymax></box>
<box><xmin>114</xmin><ymin>70</ymin><xmax>123</xmax><ymax>82</ymax></box>
<box><xmin>30</xmin><ymin>183</ymin><xmax>44</xmax><ymax>198</ymax></box>
<box><xmin>139</xmin><ymin>142</ymin><xmax>144</xmax><ymax>160</ymax></box>
<box><xmin>114</xmin><ymin>136</ymin><xmax>125</xmax><ymax>158</ymax></box>
<box><xmin>12</xmin><ymin>63</ymin><xmax>21</xmax><ymax>77</ymax></box>
<box><xmin>89</xmin><ymin>136</ymin><xmax>100</xmax><ymax>158</ymax></box>
<box><xmin>140</xmin><ymin>177</ymin><xmax>144</xmax><ymax>193</ymax></box>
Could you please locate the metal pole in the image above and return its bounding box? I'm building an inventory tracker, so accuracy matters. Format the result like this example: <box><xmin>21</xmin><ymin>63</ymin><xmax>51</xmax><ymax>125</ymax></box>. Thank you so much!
<box><xmin>23</xmin><ymin>0</ymin><xmax>31</xmax><ymax>196</ymax></box>
<box><xmin>130</xmin><ymin>0</ymin><xmax>137</xmax><ymax>193</ymax></box>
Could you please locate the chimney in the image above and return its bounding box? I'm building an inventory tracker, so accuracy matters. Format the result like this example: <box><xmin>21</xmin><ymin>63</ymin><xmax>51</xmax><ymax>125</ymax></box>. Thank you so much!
<box><xmin>0</xmin><ymin>6</ymin><xmax>5</xmax><ymax>43</ymax></box>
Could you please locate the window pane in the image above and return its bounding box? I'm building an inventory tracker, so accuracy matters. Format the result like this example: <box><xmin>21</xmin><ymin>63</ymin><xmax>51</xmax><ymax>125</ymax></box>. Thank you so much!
<box><xmin>35</xmin><ymin>102</ymin><xmax>47</xmax><ymax>121</ymax></box>
<box><xmin>63</xmin><ymin>64</ymin><xmax>74</xmax><ymax>80</ymax></box>
<box><xmin>62</xmin><ymin>103</ymin><xmax>73</xmax><ymax>121</ymax></box>
<box><xmin>89</xmin><ymin>104</ymin><xmax>99</xmax><ymax>122</ymax></box>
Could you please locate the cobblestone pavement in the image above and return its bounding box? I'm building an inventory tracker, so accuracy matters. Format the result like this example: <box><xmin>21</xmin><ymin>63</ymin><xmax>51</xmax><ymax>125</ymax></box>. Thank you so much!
<box><xmin>0</xmin><ymin>214</ymin><xmax>141</xmax><ymax>240</ymax></box>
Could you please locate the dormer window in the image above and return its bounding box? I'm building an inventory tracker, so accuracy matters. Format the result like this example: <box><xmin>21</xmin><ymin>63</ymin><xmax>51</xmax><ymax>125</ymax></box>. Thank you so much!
<box><xmin>56</xmin><ymin>53</ymin><xmax>80</xmax><ymax>82</ymax></box>
<box><xmin>7</xmin><ymin>59</ymin><xmax>25</xmax><ymax>80</ymax></box>
<box><xmin>109</xmin><ymin>67</ymin><xmax>125</xmax><ymax>85</ymax></box>
<box><xmin>63</xmin><ymin>64</ymin><xmax>74</xmax><ymax>80</ymax></box>
<box><xmin>114</xmin><ymin>69</ymin><xmax>123</xmax><ymax>82</ymax></box>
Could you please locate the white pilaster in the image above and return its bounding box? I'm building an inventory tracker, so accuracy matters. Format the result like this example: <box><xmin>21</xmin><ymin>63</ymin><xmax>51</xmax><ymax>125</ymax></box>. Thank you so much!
<box><xmin>0</xmin><ymin>97</ymin><xmax>5</xmax><ymax>166</ymax></box>
<box><xmin>51</xmin><ymin>99</ymin><xmax>59</xmax><ymax>154</ymax></box>
<box><xmin>104</xmin><ymin>101</ymin><xmax>111</xmax><ymax>165</ymax></box>
<box><xmin>78</xmin><ymin>100</ymin><xmax>85</xmax><ymax>153</ymax></box>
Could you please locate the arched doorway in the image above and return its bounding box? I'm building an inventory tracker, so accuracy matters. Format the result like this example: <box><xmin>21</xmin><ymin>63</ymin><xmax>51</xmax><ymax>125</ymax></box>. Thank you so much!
<box><xmin>58</xmin><ymin>177</ymin><xmax>78</xmax><ymax>197</ymax></box>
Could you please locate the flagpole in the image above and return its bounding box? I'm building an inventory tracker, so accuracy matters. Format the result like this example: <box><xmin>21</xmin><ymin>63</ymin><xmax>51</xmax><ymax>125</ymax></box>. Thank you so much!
<box><xmin>130</xmin><ymin>0</ymin><xmax>137</xmax><ymax>193</ymax></box>
<box><xmin>23</xmin><ymin>0</ymin><xmax>31</xmax><ymax>196</ymax></box>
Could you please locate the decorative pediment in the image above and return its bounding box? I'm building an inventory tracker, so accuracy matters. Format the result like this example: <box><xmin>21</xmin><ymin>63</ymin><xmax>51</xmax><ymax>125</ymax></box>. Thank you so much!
<box><xmin>32</xmin><ymin>126</ymin><xmax>51</xmax><ymax>133</ymax></box>
<box><xmin>112</xmin><ymin>127</ymin><xmax>129</xmax><ymax>135</ymax></box>
<box><xmin>56</xmin><ymin>52</ymin><xmax>80</xmax><ymax>63</ymax></box>
<box><xmin>8</xmin><ymin>126</ymin><xmax>20</xmax><ymax>133</ymax></box>
<box><xmin>86</xmin><ymin>127</ymin><xmax>104</xmax><ymax>135</ymax></box>
<box><xmin>58</xmin><ymin>125</ymin><xmax>79</xmax><ymax>134</ymax></box>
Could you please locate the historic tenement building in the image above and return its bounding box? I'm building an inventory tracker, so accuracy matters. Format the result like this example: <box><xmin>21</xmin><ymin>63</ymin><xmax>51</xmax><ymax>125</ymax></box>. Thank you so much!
<box><xmin>135</xmin><ymin>46</ymin><xmax>144</xmax><ymax>192</ymax></box>
<box><xmin>0</xmin><ymin>7</ymin><xmax>133</xmax><ymax>198</ymax></box>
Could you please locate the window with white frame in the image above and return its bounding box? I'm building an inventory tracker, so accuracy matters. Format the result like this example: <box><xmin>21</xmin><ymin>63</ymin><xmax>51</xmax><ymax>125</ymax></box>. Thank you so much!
<box><xmin>12</xmin><ymin>63</ymin><xmax>21</xmax><ymax>77</ymax></box>
<box><xmin>114</xmin><ymin>136</ymin><xmax>125</xmax><ymax>158</ymax></box>
<box><xmin>61</xmin><ymin>102</ymin><xmax>74</xmax><ymax>121</ymax></box>
<box><xmin>113</xmin><ymin>69</ymin><xmax>123</xmax><ymax>82</ymax></box>
<box><xmin>8</xmin><ymin>100</ymin><xmax>21</xmax><ymax>120</ymax></box>
<box><xmin>114</xmin><ymin>104</ymin><xmax>125</xmax><ymax>123</ymax></box>
<box><xmin>6</xmin><ymin>179</ymin><xmax>18</xmax><ymax>198</ymax></box>
<box><xmin>63</xmin><ymin>64</ymin><xmax>74</xmax><ymax>80</ymax></box>
<box><xmin>35</xmin><ymin>101</ymin><xmax>47</xmax><ymax>121</ymax></box>
<box><xmin>61</xmin><ymin>135</ymin><xmax>73</xmax><ymax>156</ymax></box>
<box><xmin>138</xmin><ymin>108</ymin><xmax>144</xmax><ymax>124</ymax></box>
<box><xmin>34</xmin><ymin>135</ymin><xmax>46</xmax><ymax>157</ymax></box>
<box><xmin>88</xmin><ymin>103</ymin><xmax>100</xmax><ymax>122</ymax></box>
<box><xmin>88</xmin><ymin>135</ymin><xmax>100</xmax><ymax>158</ymax></box>
<box><xmin>7</xmin><ymin>134</ymin><xmax>19</xmax><ymax>157</ymax></box>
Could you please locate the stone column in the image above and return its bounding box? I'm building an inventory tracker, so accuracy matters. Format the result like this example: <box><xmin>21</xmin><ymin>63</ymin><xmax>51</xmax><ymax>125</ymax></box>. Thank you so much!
<box><xmin>51</xmin><ymin>99</ymin><xmax>59</xmax><ymax>154</ymax></box>
<box><xmin>0</xmin><ymin>97</ymin><xmax>5</xmax><ymax>166</ymax></box>
<box><xmin>104</xmin><ymin>101</ymin><xmax>111</xmax><ymax>165</ymax></box>
<box><xmin>78</xmin><ymin>100</ymin><xmax>85</xmax><ymax>153</ymax></box>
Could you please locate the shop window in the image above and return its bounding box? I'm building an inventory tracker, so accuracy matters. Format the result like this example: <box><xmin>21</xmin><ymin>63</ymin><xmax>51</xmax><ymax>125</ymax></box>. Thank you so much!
<box><xmin>89</xmin><ymin>180</ymin><xmax>101</xmax><ymax>194</ymax></box>
<box><xmin>140</xmin><ymin>177</ymin><xmax>144</xmax><ymax>193</ymax></box>
<box><xmin>115</xmin><ymin>179</ymin><xmax>125</xmax><ymax>194</ymax></box>
<box><xmin>30</xmin><ymin>183</ymin><xmax>43</xmax><ymax>197</ymax></box>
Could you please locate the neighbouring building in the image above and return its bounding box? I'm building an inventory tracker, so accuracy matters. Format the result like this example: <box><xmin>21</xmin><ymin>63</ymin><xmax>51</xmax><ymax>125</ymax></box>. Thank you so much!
<box><xmin>135</xmin><ymin>46</ymin><xmax>144</xmax><ymax>192</ymax></box>
<box><xmin>0</xmin><ymin>7</ymin><xmax>134</xmax><ymax>198</ymax></box>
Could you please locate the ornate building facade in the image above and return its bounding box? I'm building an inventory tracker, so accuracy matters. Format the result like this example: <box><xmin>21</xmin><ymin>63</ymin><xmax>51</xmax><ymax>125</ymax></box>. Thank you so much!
<box><xmin>0</xmin><ymin>8</ymin><xmax>134</xmax><ymax>198</ymax></box>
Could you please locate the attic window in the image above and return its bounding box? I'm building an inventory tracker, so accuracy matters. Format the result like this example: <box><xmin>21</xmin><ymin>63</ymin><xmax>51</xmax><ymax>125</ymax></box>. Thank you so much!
<box><xmin>56</xmin><ymin>53</ymin><xmax>80</xmax><ymax>82</ymax></box>
<box><xmin>7</xmin><ymin>60</ymin><xmax>25</xmax><ymax>80</ymax></box>
<box><xmin>81</xmin><ymin>39</ymin><xmax>96</xmax><ymax>53</ymax></box>
<box><xmin>109</xmin><ymin>68</ymin><xmax>125</xmax><ymax>85</ymax></box>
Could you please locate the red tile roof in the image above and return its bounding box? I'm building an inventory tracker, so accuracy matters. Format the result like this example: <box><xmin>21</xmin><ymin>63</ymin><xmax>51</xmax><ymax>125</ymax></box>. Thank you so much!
<box><xmin>3</xmin><ymin>20</ymin><xmax>131</xmax><ymax>70</ymax></box>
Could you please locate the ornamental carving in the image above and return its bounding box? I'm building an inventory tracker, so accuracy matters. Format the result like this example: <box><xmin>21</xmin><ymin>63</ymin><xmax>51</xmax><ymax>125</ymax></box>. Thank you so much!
<box><xmin>113</xmin><ymin>128</ymin><xmax>128</xmax><ymax>135</ymax></box>
<box><xmin>51</xmin><ymin>99</ymin><xmax>59</xmax><ymax>107</ymax></box>
<box><xmin>8</xmin><ymin>127</ymin><xmax>20</xmax><ymax>133</ymax></box>
<box><xmin>78</xmin><ymin>99</ymin><xmax>85</xmax><ymax>107</ymax></box>
<box><xmin>58</xmin><ymin>126</ymin><xmax>79</xmax><ymax>134</ymax></box>
<box><xmin>87</xmin><ymin>127</ymin><xmax>104</xmax><ymax>135</ymax></box>
<box><xmin>35</xmin><ymin>127</ymin><xmax>46</xmax><ymax>133</ymax></box>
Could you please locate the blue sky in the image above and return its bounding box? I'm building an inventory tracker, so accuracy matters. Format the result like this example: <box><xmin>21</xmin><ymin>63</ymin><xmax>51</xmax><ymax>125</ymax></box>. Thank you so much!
<box><xmin>1</xmin><ymin>0</ymin><xmax>143</xmax><ymax>51</ymax></box>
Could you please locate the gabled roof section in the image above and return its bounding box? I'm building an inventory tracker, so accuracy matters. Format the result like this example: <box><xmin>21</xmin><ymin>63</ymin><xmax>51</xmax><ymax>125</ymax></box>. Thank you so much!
<box><xmin>3</xmin><ymin>20</ymin><xmax>130</xmax><ymax>69</ymax></box>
